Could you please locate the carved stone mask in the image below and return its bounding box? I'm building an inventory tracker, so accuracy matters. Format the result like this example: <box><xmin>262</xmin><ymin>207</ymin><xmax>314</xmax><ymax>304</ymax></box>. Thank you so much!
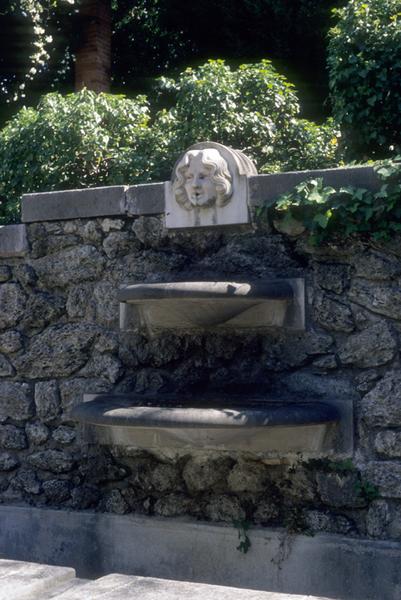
<box><xmin>173</xmin><ymin>148</ymin><xmax>232</xmax><ymax>211</ymax></box>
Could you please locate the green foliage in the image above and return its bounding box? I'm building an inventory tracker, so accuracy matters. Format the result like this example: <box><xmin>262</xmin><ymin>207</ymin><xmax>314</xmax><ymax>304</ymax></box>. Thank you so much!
<box><xmin>263</xmin><ymin>158</ymin><xmax>401</xmax><ymax>244</ymax></box>
<box><xmin>233</xmin><ymin>519</ymin><xmax>252</xmax><ymax>554</ymax></box>
<box><xmin>0</xmin><ymin>60</ymin><xmax>344</xmax><ymax>223</ymax></box>
<box><xmin>327</xmin><ymin>0</ymin><xmax>401</xmax><ymax>159</ymax></box>
<box><xmin>156</xmin><ymin>60</ymin><xmax>342</xmax><ymax>175</ymax></box>
<box><xmin>306</xmin><ymin>458</ymin><xmax>357</xmax><ymax>473</ymax></box>
<box><xmin>0</xmin><ymin>90</ymin><xmax>150</xmax><ymax>223</ymax></box>
<box><xmin>283</xmin><ymin>507</ymin><xmax>311</xmax><ymax>535</ymax></box>
<box><xmin>354</xmin><ymin>479</ymin><xmax>380</xmax><ymax>503</ymax></box>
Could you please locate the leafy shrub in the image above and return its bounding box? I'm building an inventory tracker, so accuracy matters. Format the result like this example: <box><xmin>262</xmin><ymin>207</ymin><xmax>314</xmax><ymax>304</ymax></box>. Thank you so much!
<box><xmin>0</xmin><ymin>61</ymin><xmax>343</xmax><ymax>223</ymax></box>
<box><xmin>154</xmin><ymin>59</ymin><xmax>342</xmax><ymax>176</ymax></box>
<box><xmin>328</xmin><ymin>0</ymin><xmax>401</xmax><ymax>159</ymax></box>
<box><xmin>0</xmin><ymin>90</ymin><xmax>150</xmax><ymax>223</ymax></box>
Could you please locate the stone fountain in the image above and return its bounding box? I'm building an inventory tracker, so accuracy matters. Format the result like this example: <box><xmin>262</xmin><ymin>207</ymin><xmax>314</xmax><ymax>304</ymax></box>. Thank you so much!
<box><xmin>72</xmin><ymin>142</ymin><xmax>347</xmax><ymax>460</ymax></box>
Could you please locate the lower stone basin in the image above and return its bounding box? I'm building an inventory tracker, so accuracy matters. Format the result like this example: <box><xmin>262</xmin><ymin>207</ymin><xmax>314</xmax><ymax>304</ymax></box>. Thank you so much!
<box><xmin>72</xmin><ymin>394</ymin><xmax>340</xmax><ymax>458</ymax></box>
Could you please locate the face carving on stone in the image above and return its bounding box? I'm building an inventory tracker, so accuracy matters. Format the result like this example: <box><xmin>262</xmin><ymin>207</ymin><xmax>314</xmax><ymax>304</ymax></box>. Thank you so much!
<box><xmin>173</xmin><ymin>149</ymin><xmax>232</xmax><ymax>210</ymax></box>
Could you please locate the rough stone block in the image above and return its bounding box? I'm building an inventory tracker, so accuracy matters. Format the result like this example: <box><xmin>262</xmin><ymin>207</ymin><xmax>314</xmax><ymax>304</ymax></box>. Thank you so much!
<box><xmin>338</xmin><ymin>322</ymin><xmax>397</xmax><ymax>367</ymax></box>
<box><xmin>0</xmin><ymin>331</ymin><xmax>23</xmax><ymax>354</ymax></box>
<box><xmin>227</xmin><ymin>460</ymin><xmax>270</xmax><ymax>493</ymax></box>
<box><xmin>316</xmin><ymin>472</ymin><xmax>366</xmax><ymax>508</ymax></box>
<box><xmin>0</xmin><ymin>452</ymin><xmax>19</xmax><ymax>471</ymax></box>
<box><xmin>348</xmin><ymin>279</ymin><xmax>401</xmax><ymax>320</ymax></box>
<box><xmin>363</xmin><ymin>462</ymin><xmax>401</xmax><ymax>498</ymax></box>
<box><xmin>34</xmin><ymin>380</ymin><xmax>60</xmax><ymax>423</ymax></box>
<box><xmin>361</xmin><ymin>372</ymin><xmax>401</xmax><ymax>427</ymax></box>
<box><xmin>0</xmin><ymin>382</ymin><xmax>33</xmax><ymax>422</ymax></box>
<box><xmin>0</xmin><ymin>425</ymin><xmax>27</xmax><ymax>450</ymax></box>
<box><xmin>28</xmin><ymin>449</ymin><xmax>75</xmax><ymax>474</ymax></box>
<box><xmin>375</xmin><ymin>431</ymin><xmax>401</xmax><ymax>458</ymax></box>
<box><xmin>15</xmin><ymin>324</ymin><xmax>99</xmax><ymax>379</ymax></box>
<box><xmin>22</xmin><ymin>186</ymin><xmax>127</xmax><ymax>222</ymax></box>
<box><xmin>183</xmin><ymin>455</ymin><xmax>233</xmax><ymax>493</ymax></box>
<box><xmin>313</xmin><ymin>293</ymin><xmax>354</xmax><ymax>332</ymax></box>
<box><xmin>0</xmin><ymin>284</ymin><xmax>26</xmax><ymax>330</ymax></box>
<box><xmin>32</xmin><ymin>245</ymin><xmax>105</xmax><ymax>288</ymax></box>
<box><xmin>0</xmin><ymin>225</ymin><xmax>28</xmax><ymax>257</ymax></box>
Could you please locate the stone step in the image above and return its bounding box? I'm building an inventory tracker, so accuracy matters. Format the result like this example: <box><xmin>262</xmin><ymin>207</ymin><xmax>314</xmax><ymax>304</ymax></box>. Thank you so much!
<box><xmin>0</xmin><ymin>559</ymin><xmax>75</xmax><ymax>600</ymax></box>
<box><xmin>41</xmin><ymin>578</ymin><xmax>90</xmax><ymax>599</ymax></box>
<box><xmin>51</xmin><ymin>573</ymin><xmax>332</xmax><ymax>600</ymax></box>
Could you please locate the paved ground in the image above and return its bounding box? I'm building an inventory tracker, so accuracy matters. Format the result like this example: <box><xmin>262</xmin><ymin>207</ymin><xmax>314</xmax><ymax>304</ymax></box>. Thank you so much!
<box><xmin>0</xmin><ymin>559</ymin><xmax>335</xmax><ymax>599</ymax></box>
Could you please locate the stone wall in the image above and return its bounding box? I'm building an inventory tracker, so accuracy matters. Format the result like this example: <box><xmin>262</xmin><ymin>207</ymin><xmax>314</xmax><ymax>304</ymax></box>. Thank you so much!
<box><xmin>0</xmin><ymin>170</ymin><xmax>400</xmax><ymax>543</ymax></box>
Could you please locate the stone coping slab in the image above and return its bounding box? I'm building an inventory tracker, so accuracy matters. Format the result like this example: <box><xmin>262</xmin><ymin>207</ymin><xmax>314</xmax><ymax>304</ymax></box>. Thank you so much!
<box><xmin>0</xmin><ymin>224</ymin><xmax>28</xmax><ymax>257</ymax></box>
<box><xmin>52</xmin><ymin>573</ymin><xmax>332</xmax><ymax>600</ymax></box>
<box><xmin>248</xmin><ymin>165</ymin><xmax>379</xmax><ymax>208</ymax></box>
<box><xmin>0</xmin><ymin>559</ymin><xmax>75</xmax><ymax>600</ymax></box>
<box><xmin>20</xmin><ymin>166</ymin><xmax>377</xmax><ymax>223</ymax></box>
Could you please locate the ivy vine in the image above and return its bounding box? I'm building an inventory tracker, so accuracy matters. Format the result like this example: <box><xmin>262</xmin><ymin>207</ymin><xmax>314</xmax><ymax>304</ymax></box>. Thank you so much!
<box><xmin>258</xmin><ymin>158</ymin><xmax>401</xmax><ymax>244</ymax></box>
<box><xmin>3</xmin><ymin>0</ymin><xmax>76</xmax><ymax>101</ymax></box>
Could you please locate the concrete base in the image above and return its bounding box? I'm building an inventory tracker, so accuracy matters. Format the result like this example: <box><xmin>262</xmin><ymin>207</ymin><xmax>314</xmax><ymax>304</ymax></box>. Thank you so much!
<box><xmin>0</xmin><ymin>506</ymin><xmax>400</xmax><ymax>600</ymax></box>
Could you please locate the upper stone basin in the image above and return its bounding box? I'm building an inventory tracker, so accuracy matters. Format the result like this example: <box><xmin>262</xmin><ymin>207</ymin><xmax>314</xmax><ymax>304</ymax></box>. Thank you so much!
<box><xmin>72</xmin><ymin>394</ymin><xmax>339</xmax><ymax>458</ymax></box>
<box><xmin>118</xmin><ymin>280</ymin><xmax>305</xmax><ymax>331</ymax></box>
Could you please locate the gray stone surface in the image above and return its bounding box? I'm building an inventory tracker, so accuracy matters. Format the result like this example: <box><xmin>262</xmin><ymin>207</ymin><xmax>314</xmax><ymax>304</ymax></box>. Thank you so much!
<box><xmin>375</xmin><ymin>431</ymin><xmax>401</xmax><ymax>458</ymax></box>
<box><xmin>25</xmin><ymin>422</ymin><xmax>49</xmax><ymax>445</ymax></box>
<box><xmin>313</xmin><ymin>293</ymin><xmax>354</xmax><ymax>332</ymax></box>
<box><xmin>125</xmin><ymin>182</ymin><xmax>164</xmax><ymax>215</ymax></box>
<box><xmin>338</xmin><ymin>322</ymin><xmax>397</xmax><ymax>367</ymax></box>
<box><xmin>0</xmin><ymin>331</ymin><xmax>23</xmax><ymax>354</ymax></box>
<box><xmin>361</xmin><ymin>372</ymin><xmax>401</xmax><ymax>427</ymax></box>
<box><xmin>0</xmin><ymin>452</ymin><xmax>19</xmax><ymax>471</ymax></box>
<box><xmin>22</xmin><ymin>186</ymin><xmax>127</xmax><ymax>222</ymax></box>
<box><xmin>0</xmin><ymin>283</ymin><xmax>26</xmax><ymax>329</ymax></box>
<box><xmin>182</xmin><ymin>455</ymin><xmax>232</xmax><ymax>493</ymax></box>
<box><xmin>27</xmin><ymin>449</ymin><xmax>75</xmax><ymax>474</ymax></box>
<box><xmin>34</xmin><ymin>380</ymin><xmax>60</xmax><ymax>422</ymax></box>
<box><xmin>1</xmin><ymin>506</ymin><xmax>401</xmax><ymax>600</ymax></box>
<box><xmin>0</xmin><ymin>382</ymin><xmax>33</xmax><ymax>421</ymax></box>
<box><xmin>352</xmin><ymin>250</ymin><xmax>401</xmax><ymax>280</ymax></box>
<box><xmin>15</xmin><ymin>324</ymin><xmax>99</xmax><ymax>379</ymax></box>
<box><xmin>0</xmin><ymin>225</ymin><xmax>29</xmax><ymax>257</ymax></box>
<box><xmin>366</xmin><ymin>500</ymin><xmax>390</xmax><ymax>538</ymax></box>
<box><xmin>316</xmin><ymin>472</ymin><xmax>366</xmax><ymax>508</ymax></box>
<box><xmin>0</xmin><ymin>425</ymin><xmax>27</xmax><ymax>450</ymax></box>
<box><xmin>363</xmin><ymin>462</ymin><xmax>401</xmax><ymax>498</ymax></box>
<box><xmin>0</xmin><ymin>559</ymin><xmax>75</xmax><ymax>600</ymax></box>
<box><xmin>227</xmin><ymin>460</ymin><xmax>270</xmax><ymax>493</ymax></box>
<box><xmin>51</xmin><ymin>573</ymin><xmax>332</xmax><ymax>600</ymax></box>
<box><xmin>348</xmin><ymin>279</ymin><xmax>401</xmax><ymax>320</ymax></box>
<box><xmin>32</xmin><ymin>245</ymin><xmax>104</xmax><ymax>288</ymax></box>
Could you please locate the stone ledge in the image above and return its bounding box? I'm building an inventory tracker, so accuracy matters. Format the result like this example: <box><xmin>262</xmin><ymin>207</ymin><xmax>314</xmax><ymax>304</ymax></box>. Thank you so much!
<box><xmin>0</xmin><ymin>224</ymin><xmax>28</xmax><ymax>257</ymax></box>
<box><xmin>0</xmin><ymin>559</ymin><xmax>75</xmax><ymax>600</ymax></box>
<box><xmin>51</xmin><ymin>573</ymin><xmax>331</xmax><ymax>600</ymax></box>
<box><xmin>21</xmin><ymin>183</ymin><xmax>165</xmax><ymax>223</ymax></box>
<box><xmin>0</xmin><ymin>506</ymin><xmax>400</xmax><ymax>600</ymax></box>
<box><xmin>21</xmin><ymin>186</ymin><xmax>127</xmax><ymax>223</ymax></box>
<box><xmin>21</xmin><ymin>166</ymin><xmax>378</xmax><ymax>223</ymax></box>
<box><xmin>248</xmin><ymin>165</ymin><xmax>379</xmax><ymax>208</ymax></box>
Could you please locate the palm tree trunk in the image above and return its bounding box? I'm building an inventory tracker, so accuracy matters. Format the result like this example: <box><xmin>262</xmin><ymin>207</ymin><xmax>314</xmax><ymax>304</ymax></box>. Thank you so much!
<box><xmin>74</xmin><ymin>0</ymin><xmax>111</xmax><ymax>92</ymax></box>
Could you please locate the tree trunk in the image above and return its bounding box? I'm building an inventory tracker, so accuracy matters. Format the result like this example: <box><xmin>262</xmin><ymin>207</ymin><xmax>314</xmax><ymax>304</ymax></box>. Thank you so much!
<box><xmin>74</xmin><ymin>0</ymin><xmax>111</xmax><ymax>93</ymax></box>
